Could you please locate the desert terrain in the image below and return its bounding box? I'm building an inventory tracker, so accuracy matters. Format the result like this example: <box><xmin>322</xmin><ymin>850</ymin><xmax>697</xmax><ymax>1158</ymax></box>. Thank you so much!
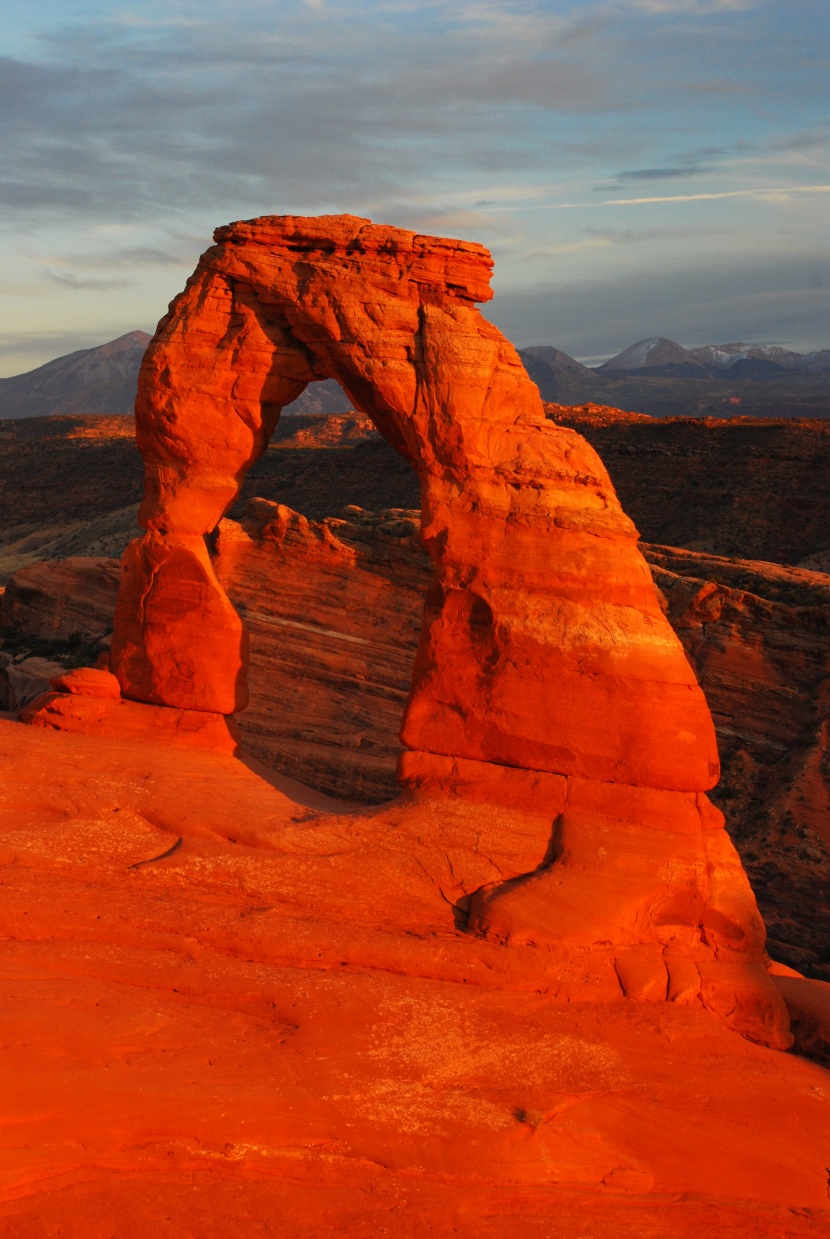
<box><xmin>0</xmin><ymin>216</ymin><xmax>828</xmax><ymax>1237</ymax></box>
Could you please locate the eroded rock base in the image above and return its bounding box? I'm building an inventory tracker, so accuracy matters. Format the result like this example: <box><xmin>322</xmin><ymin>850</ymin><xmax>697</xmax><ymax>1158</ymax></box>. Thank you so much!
<box><xmin>400</xmin><ymin>751</ymin><xmax>791</xmax><ymax>1049</ymax></box>
<box><xmin>22</xmin><ymin>669</ymin><xmax>239</xmax><ymax>754</ymax></box>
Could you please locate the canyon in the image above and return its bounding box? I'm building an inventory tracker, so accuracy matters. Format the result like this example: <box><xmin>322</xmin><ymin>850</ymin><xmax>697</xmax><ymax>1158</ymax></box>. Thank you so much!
<box><xmin>1</xmin><ymin>216</ymin><xmax>829</xmax><ymax>1236</ymax></box>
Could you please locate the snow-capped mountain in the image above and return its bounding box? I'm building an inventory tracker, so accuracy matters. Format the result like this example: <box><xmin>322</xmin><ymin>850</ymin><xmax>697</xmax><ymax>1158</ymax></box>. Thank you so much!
<box><xmin>689</xmin><ymin>343</ymin><xmax>805</xmax><ymax>371</ymax></box>
<box><xmin>598</xmin><ymin>338</ymin><xmax>830</xmax><ymax>378</ymax></box>
<box><xmin>598</xmin><ymin>338</ymin><xmax>698</xmax><ymax>372</ymax></box>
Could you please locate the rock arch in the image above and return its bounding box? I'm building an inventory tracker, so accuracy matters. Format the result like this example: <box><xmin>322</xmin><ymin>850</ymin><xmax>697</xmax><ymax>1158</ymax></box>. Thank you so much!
<box><xmin>109</xmin><ymin>214</ymin><xmax>790</xmax><ymax>1047</ymax></box>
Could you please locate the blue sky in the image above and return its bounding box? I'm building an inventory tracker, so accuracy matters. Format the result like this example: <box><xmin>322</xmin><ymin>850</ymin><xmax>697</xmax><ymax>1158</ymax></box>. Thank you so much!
<box><xmin>1</xmin><ymin>0</ymin><xmax>828</xmax><ymax>375</ymax></box>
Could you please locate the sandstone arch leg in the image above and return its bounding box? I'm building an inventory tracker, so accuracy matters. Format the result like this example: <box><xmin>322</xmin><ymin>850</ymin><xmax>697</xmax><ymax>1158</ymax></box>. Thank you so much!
<box><xmin>111</xmin><ymin>275</ymin><xmax>317</xmax><ymax>712</ymax></box>
<box><xmin>108</xmin><ymin>214</ymin><xmax>790</xmax><ymax>1048</ymax></box>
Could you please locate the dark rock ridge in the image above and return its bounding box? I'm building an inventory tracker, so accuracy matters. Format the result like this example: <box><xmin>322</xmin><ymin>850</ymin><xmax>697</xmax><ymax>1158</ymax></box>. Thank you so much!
<box><xmin>2</xmin><ymin>406</ymin><xmax>828</xmax><ymax>579</ymax></box>
<box><xmin>0</xmin><ymin>412</ymin><xmax>387</xmax><ymax>582</ymax></box>
<box><xmin>545</xmin><ymin>404</ymin><xmax>830</xmax><ymax>564</ymax></box>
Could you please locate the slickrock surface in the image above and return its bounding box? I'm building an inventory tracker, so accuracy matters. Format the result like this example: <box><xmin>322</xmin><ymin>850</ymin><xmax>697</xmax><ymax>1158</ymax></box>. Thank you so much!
<box><xmin>545</xmin><ymin>404</ymin><xmax>830</xmax><ymax>564</ymax></box>
<box><xmin>1</xmin><ymin>716</ymin><xmax>829</xmax><ymax>1237</ymax></box>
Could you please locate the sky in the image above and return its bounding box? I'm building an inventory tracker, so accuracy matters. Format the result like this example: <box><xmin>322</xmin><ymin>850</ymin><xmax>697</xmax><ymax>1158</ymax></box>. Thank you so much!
<box><xmin>1</xmin><ymin>0</ymin><xmax>828</xmax><ymax>376</ymax></box>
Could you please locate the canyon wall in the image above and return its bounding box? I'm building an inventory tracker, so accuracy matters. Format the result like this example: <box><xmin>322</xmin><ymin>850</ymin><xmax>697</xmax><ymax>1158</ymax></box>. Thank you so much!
<box><xmin>545</xmin><ymin>404</ymin><xmax>830</xmax><ymax>565</ymax></box>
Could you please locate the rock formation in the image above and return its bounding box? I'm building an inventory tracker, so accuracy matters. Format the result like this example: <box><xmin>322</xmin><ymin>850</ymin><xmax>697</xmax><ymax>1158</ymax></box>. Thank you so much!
<box><xmin>1</xmin><ymin>556</ymin><xmax>120</xmax><ymax>641</ymax></box>
<box><xmin>8</xmin><ymin>527</ymin><xmax>829</xmax><ymax>978</ymax></box>
<box><xmin>48</xmin><ymin>213</ymin><xmax>775</xmax><ymax>1048</ymax></box>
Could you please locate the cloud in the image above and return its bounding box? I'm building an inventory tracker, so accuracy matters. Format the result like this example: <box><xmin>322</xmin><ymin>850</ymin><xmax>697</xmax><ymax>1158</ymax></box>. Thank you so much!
<box><xmin>515</xmin><ymin>238</ymin><xmax>614</xmax><ymax>260</ymax></box>
<box><xmin>0</xmin><ymin>0</ymin><xmax>826</xmax><ymax>375</ymax></box>
<box><xmin>0</xmin><ymin>0</ymin><xmax>820</xmax><ymax>241</ymax></box>
<box><xmin>45</xmin><ymin>271</ymin><xmax>129</xmax><ymax>291</ymax></box>
<box><xmin>487</xmin><ymin>252</ymin><xmax>830</xmax><ymax>356</ymax></box>
<box><xmin>613</xmin><ymin>165</ymin><xmax>711</xmax><ymax>181</ymax></box>
<box><xmin>503</xmin><ymin>184</ymin><xmax>830</xmax><ymax>211</ymax></box>
<box><xmin>60</xmin><ymin>246</ymin><xmax>195</xmax><ymax>270</ymax></box>
<box><xmin>631</xmin><ymin>0</ymin><xmax>757</xmax><ymax>12</ymax></box>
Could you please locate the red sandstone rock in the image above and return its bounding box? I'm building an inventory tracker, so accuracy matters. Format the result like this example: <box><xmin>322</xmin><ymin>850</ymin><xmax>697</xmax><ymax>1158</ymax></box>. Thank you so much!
<box><xmin>0</xmin><ymin>715</ymin><xmax>828</xmax><ymax>1236</ymax></box>
<box><xmin>113</xmin><ymin>532</ymin><xmax>248</xmax><ymax>713</ymax></box>
<box><xmin>22</xmin><ymin>691</ymin><xmax>239</xmax><ymax>753</ymax></box>
<box><xmin>213</xmin><ymin>501</ymin><xmax>430</xmax><ymax>800</ymax></box>
<box><xmin>0</xmin><ymin>655</ymin><xmax>65</xmax><ymax>711</ymax></box>
<box><xmin>77</xmin><ymin>215</ymin><xmax>789</xmax><ymax>1045</ymax></box>
<box><xmin>0</xmin><ymin>556</ymin><xmax>119</xmax><ymax>640</ymax></box>
<box><xmin>647</xmin><ymin>544</ymin><xmax>830</xmax><ymax>967</ymax></box>
<box><xmin>11</xmin><ymin>535</ymin><xmax>828</xmax><ymax>974</ymax></box>
<box><xmin>50</xmin><ymin>666</ymin><xmax>121</xmax><ymax>698</ymax></box>
<box><xmin>116</xmin><ymin>214</ymin><xmax>717</xmax><ymax>792</ymax></box>
<box><xmin>770</xmin><ymin>974</ymin><xmax>830</xmax><ymax>1064</ymax></box>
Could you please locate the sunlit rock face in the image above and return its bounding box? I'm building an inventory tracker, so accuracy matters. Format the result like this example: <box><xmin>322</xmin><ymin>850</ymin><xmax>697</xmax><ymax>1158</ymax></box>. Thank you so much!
<box><xmin>103</xmin><ymin>214</ymin><xmax>789</xmax><ymax>1047</ymax></box>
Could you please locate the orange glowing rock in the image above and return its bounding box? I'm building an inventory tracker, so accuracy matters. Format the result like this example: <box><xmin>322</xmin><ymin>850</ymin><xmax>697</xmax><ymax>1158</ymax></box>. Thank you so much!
<box><xmin>93</xmin><ymin>214</ymin><xmax>790</xmax><ymax>1046</ymax></box>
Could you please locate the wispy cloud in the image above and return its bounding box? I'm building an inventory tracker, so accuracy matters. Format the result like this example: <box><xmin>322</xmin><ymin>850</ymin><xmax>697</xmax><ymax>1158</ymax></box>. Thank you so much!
<box><xmin>631</xmin><ymin>0</ymin><xmax>757</xmax><ymax>12</ymax></box>
<box><xmin>511</xmin><ymin>184</ymin><xmax>830</xmax><ymax>211</ymax></box>
<box><xmin>516</xmin><ymin>237</ymin><xmax>614</xmax><ymax>260</ymax></box>
<box><xmin>45</xmin><ymin>271</ymin><xmax>129</xmax><ymax>291</ymax></box>
<box><xmin>58</xmin><ymin>246</ymin><xmax>194</xmax><ymax>270</ymax></box>
<box><xmin>613</xmin><ymin>165</ymin><xmax>711</xmax><ymax>181</ymax></box>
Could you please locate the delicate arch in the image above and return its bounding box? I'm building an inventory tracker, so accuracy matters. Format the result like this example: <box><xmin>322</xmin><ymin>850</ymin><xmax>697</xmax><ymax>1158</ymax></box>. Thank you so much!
<box><xmin>112</xmin><ymin>214</ymin><xmax>716</xmax><ymax>792</ymax></box>
<box><xmin>107</xmin><ymin>215</ymin><xmax>790</xmax><ymax>1048</ymax></box>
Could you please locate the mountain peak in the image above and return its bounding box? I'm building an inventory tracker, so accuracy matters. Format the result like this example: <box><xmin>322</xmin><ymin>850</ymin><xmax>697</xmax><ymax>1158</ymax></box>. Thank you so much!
<box><xmin>0</xmin><ymin>332</ymin><xmax>153</xmax><ymax>420</ymax></box>
<box><xmin>599</xmin><ymin>337</ymin><xmax>694</xmax><ymax>371</ymax></box>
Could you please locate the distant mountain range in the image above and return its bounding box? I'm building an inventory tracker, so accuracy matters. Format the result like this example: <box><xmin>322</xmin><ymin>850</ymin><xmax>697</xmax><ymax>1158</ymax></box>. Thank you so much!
<box><xmin>597</xmin><ymin>337</ymin><xmax>830</xmax><ymax>378</ymax></box>
<box><xmin>519</xmin><ymin>337</ymin><xmax>830</xmax><ymax>418</ymax></box>
<box><xmin>1</xmin><ymin>331</ymin><xmax>828</xmax><ymax>422</ymax></box>
<box><xmin>0</xmin><ymin>332</ymin><xmax>151</xmax><ymax>420</ymax></box>
<box><xmin>0</xmin><ymin>333</ymin><xmax>351</xmax><ymax>421</ymax></box>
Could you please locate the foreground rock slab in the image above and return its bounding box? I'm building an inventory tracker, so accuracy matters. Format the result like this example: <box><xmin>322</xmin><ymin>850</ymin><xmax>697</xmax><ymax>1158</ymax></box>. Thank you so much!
<box><xmin>0</xmin><ymin>718</ymin><xmax>828</xmax><ymax>1237</ymax></box>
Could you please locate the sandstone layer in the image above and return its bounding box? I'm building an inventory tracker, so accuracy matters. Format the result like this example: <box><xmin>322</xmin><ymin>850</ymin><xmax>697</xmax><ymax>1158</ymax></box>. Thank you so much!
<box><xmin>84</xmin><ymin>213</ymin><xmax>790</xmax><ymax>1046</ymax></box>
